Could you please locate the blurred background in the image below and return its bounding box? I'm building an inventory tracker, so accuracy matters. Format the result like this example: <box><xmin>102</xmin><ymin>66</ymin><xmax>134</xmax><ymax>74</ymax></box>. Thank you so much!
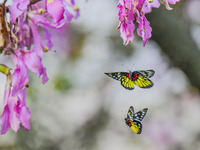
<box><xmin>1</xmin><ymin>0</ymin><xmax>200</xmax><ymax>150</ymax></box>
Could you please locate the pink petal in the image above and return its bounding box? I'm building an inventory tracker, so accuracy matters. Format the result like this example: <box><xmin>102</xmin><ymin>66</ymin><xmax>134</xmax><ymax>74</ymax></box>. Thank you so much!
<box><xmin>70</xmin><ymin>0</ymin><xmax>75</xmax><ymax>5</ymax></box>
<box><xmin>163</xmin><ymin>0</ymin><xmax>173</xmax><ymax>10</ymax></box>
<box><xmin>117</xmin><ymin>0</ymin><xmax>135</xmax><ymax>45</ymax></box>
<box><xmin>9</xmin><ymin>97</ymin><xmax>20</xmax><ymax>132</ymax></box>
<box><xmin>119</xmin><ymin>21</ymin><xmax>135</xmax><ymax>45</ymax></box>
<box><xmin>19</xmin><ymin>106</ymin><xmax>31</xmax><ymax>130</ymax></box>
<box><xmin>0</xmin><ymin>105</ymin><xmax>10</xmax><ymax>134</ymax></box>
<box><xmin>2</xmin><ymin>80</ymin><xmax>11</xmax><ymax>107</ymax></box>
<box><xmin>142</xmin><ymin>0</ymin><xmax>160</xmax><ymax>13</ymax></box>
<box><xmin>18</xmin><ymin>85</ymin><xmax>27</xmax><ymax>106</ymax></box>
<box><xmin>18</xmin><ymin>88</ymin><xmax>30</xmax><ymax>130</ymax></box>
<box><xmin>11</xmin><ymin>60</ymin><xmax>29</xmax><ymax>96</ymax></box>
<box><xmin>9</xmin><ymin>0</ymin><xmax>30</xmax><ymax>23</ymax></box>
<box><xmin>41</xmin><ymin>67</ymin><xmax>49</xmax><ymax>84</ymax></box>
<box><xmin>164</xmin><ymin>0</ymin><xmax>180</xmax><ymax>10</ymax></box>
<box><xmin>31</xmin><ymin>14</ymin><xmax>65</xmax><ymax>29</ymax></box>
<box><xmin>43</xmin><ymin>26</ymin><xmax>53</xmax><ymax>49</ymax></box>
<box><xmin>30</xmin><ymin>23</ymin><xmax>44</xmax><ymax>56</ymax></box>
<box><xmin>168</xmin><ymin>0</ymin><xmax>180</xmax><ymax>5</ymax></box>
<box><xmin>137</xmin><ymin>15</ymin><xmax>152</xmax><ymax>46</ymax></box>
<box><xmin>16</xmin><ymin>50</ymin><xmax>49</xmax><ymax>83</ymax></box>
<box><xmin>64</xmin><ymin>8</ymin><xmax>73</xmax><ymax>23</ymax></box>
<box><xmin>0</xmin><ymin>75</ymin><xmax>31</xmax><ymax>134</ymax></box>
<box><xmin>46</xmin><ymin>0</ymin><xmax>65</xmax><ymax>23</ymax></box>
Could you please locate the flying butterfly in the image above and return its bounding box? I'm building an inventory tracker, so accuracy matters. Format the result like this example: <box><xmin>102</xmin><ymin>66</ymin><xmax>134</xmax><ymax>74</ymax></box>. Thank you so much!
<box><xmin>104</xmin><ymin>70</ymin><xmax>155</xmax><ymax>90</ymax></box>
<box><xmin>125</xmin><ymin>106</ymin><xmax>148</xmax><ymax>134</ymax></box>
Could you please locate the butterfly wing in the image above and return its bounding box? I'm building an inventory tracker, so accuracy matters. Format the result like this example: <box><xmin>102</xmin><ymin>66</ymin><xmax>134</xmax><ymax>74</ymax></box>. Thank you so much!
<box><xmin>120</xmin><ymin>74</ymin><xmax>134</xmax><ymax>90</ymax></box>
<box><xmin>136</xmin><ymin>70</ymin><xmax>155</xmax><ymax>78</ymax></box>
<box><xmin>133</xmin><ymin>108</ymin><xmax>148</xmax><ymax>122</ymax></box>
<box><xmin>125</xmin><ymin>107</ymin><xmax>147</xmax><ymax>134</ymax></box>
<box><xmin>129</xmin><ymin>120</ymin><xmax>142</xmax><ymax>134</ymax></box>
<box><xmin>127</xmin><ymin>106</ymin><xmax>134</xmax><ymax>120</ymax></box>
<box><xmin>104</xmin><ymin>72</ymin><xmax>127</xmax><ymax>81</ymax></box>
<box><xmin>131</xmin><ymin>108</ymin><xmax>148</xmax><ymax>134</ymax></box>
<box><xmin>105</xmin><ymin>72</ymin><xmax>134</xmax><ymax>90</ymax></box>
<box><xmin>132</xmin><ymin>71</ymin><xmax>154</xmax><ymax>88</ymax></box>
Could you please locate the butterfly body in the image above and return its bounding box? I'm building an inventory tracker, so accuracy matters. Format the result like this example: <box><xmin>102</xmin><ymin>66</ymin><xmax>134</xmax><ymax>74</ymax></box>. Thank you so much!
<box><xmin>125</xmin><ymin>106</ymin><xmax>148</xmax><ymax>134</ymax></box>
<box><xmin>125</xmin><ymin>119</ymin><xmax>142</xmax><ymax>134</ymax></box>
<box><xmin>105</xmin><ymin>70</ymin><xmax>155</xmax><ymax>90</ymax></box>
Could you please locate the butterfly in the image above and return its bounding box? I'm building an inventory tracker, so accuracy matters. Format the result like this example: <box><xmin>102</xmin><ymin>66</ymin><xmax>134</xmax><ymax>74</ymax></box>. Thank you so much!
<box><xmin>125</xmin><ymin>106</ymin><xmax>148</xmax><ymax>134</ymax></box>
<box><xmin>104</xmin><ymin>70</ymin><xmax>155</xmax><ymax>90</ymax></box>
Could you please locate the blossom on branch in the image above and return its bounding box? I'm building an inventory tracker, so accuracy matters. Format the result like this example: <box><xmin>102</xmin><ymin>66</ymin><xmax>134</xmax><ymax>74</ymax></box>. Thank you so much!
<box><xmin>0</xmin><ymin>73</ymin><xmax>30</xmax><ymax>134</ymax></box>
<box><xmin>0</xmin><ymin>0</ymin><xmax>80</xmax><ymax>134</ymax></box>
<box><xmin>117</xmin><ymin>0</ymin><xmax>180</xmax><ymax>46</ymax></box>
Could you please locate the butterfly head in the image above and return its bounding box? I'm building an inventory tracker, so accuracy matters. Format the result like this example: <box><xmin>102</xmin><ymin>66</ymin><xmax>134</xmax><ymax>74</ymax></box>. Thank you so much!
<box><xmin>125</xmin><ymin>118</ymin><xmax>132</xmax><ymax>127</ymax></box>
<box><xmin>131</xmin><ymin>72</ymin><xmax>138</xmax><ymax>80</ymax></box>
<box><xmin>128</xmin><ymin>71</ymin><xmax>132</xmax><ymax>78</ymax></box>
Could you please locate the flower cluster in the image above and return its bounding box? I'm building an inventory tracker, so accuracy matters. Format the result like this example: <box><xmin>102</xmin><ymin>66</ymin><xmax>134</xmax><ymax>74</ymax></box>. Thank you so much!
<box><xmin>0</xmin><ymin>0</ymin><xmax>79</xmax><ymax>134</ymax></box>
<box><xmin>117</xmin><ymin>0</ymin><xmax>180</xmax><ymax>46</ymax></box>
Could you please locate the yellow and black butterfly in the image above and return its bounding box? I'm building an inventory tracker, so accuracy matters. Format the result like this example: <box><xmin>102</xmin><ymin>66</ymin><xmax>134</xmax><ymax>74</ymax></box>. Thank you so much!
<box><xmin>125</xmin><ymin>106</ymin><xmax>148</xmax><ymax>134</ymax></box>
<box><xmin>104</xmin><ymin>70</ymin><xmax>155</xmax><ymax>90</ymax></box>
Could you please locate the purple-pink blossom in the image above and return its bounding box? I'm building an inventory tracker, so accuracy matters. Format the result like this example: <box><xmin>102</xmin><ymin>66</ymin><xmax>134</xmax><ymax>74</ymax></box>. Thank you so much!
<box><xmin>0</xmin><ymin>76</ymin><xmax>30</xmax><ymax>134</ymax></box>
<box><xmin>163</xmin><ymin>0</ymin><xmax>180</xmax><ymax>10</ymax></box>
<box><xmin>0</xmin><ymin>0</ymin><xmax>80</xmax><ymax>134</ymax></box>
<box><xmin>117</xmin><ymin>0</ymin><xmax>181</xmax><ymax>46</ymax></box>
<box><xmin>117</xmin><ymin>0</ymin><xmax>135</xmax><ymax>45</ymax></box>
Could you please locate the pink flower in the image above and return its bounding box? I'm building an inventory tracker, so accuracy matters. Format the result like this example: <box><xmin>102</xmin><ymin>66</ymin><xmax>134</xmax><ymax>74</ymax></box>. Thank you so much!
<box><xmin>45</xmin><ymin>0</ymin><xmax>80</xmax><ymax>24</ymax></box>
<box><xmin>137</xmin><ymin>14</ymin><xmax>152</xmax><ymax>46</ymax></box>
<box><xmin>163</xmin><ymin>0</ymin><xmax>180</xmax><ymax>10</ymax></box>
<box><xmin>0</xmin><ymin>48</ymin><xmax>48</xmax><ymax>134</ymax></box>
<box><xmin>117</xmin><ymin>0</ymin><xmax>181</xmax><ymax>46</ymax></box>
<box><xmin>0</xmin><ymin>76</ymin><xmax>30</xmax><ymax>134</ymax></box>
<box><xmin>13</xmin><ymin>49</ymin><xmax>49</xmax><ymax>84</ymax></box>
<box><xmin>0</xmin><ymin>0</ymin><xmax>81</xmax><ymax>135</ymax></box>
<box><xmin>117</xmin><ymin>0</ymin><xmax>155</xmax><ymax>46</ymax></box>
<box><xmin>142</xmin><ymin>0</ymin><xmax>160</xmax><ymax>13</ymax></box>
<box><xmin>117</xmin><ymin>0</ymin><xmax>135</xmax><ymax>45</ymax></box>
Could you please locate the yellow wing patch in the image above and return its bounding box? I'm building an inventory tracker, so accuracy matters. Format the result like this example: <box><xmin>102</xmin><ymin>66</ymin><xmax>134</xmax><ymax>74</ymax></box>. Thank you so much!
<box><xmin>133</xmin><ymin>74</ymin><xmax>153</xmax><ymax>88</ymax></box>
<box><xmin>121</xmin><ymin>76</ymin><xmax>134</xmax><ymax>90</ymax></box>
<box><xmin>130</xmin><ymin>121</ymin><xmax>140</xmax><ymax>134</ymax></box>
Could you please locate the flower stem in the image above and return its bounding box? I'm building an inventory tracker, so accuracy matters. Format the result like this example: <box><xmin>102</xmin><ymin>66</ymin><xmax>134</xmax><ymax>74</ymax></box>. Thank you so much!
<box><xmin>0</xmin><ymin>64</ymin><xmax>11</xmax><ymax>76</ymax></box>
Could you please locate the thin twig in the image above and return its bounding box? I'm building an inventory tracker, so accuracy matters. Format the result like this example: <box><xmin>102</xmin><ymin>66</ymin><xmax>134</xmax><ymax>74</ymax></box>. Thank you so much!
<box><xmin>30</xmin><ymin>0</ymin><xmax>43</xmax><ymax>5</ymax></box>
<box><xmin>3</xmin><ymin>0</ymin><xmax>7</xmax><ymax>4</ymax></box>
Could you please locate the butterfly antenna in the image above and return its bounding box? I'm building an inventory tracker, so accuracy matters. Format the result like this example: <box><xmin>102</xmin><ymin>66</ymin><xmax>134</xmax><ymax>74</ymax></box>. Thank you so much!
<box><xmin>131</xmin><ymin>63</ymin><xmax>135</xmax><ymax>70</ymax></box>
<box><xmin>121</xmin><ymin>64</ymin><xmax>131</xmax><ymax>73</ymax></box>
<box><xmin>121</xmin><ymin>64</ymin><xmax>128</xmax><ymax>70</ymax></box>
<box><xmin>121</xmin><ymin>110</ymin><xmax>126</xmax><ymax>116</ymax></box>
<box><xmin>121</xmin><ymin>110</ymin><xmax>127</xmax><ymax>127</ymax></box>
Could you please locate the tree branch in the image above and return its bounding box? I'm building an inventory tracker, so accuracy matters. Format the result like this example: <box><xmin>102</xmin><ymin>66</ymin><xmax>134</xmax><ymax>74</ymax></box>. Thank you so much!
<box><xmin>148</xmin><ymin>5</ymin><xmax>200</xmax><ymax>91</ymax></box>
